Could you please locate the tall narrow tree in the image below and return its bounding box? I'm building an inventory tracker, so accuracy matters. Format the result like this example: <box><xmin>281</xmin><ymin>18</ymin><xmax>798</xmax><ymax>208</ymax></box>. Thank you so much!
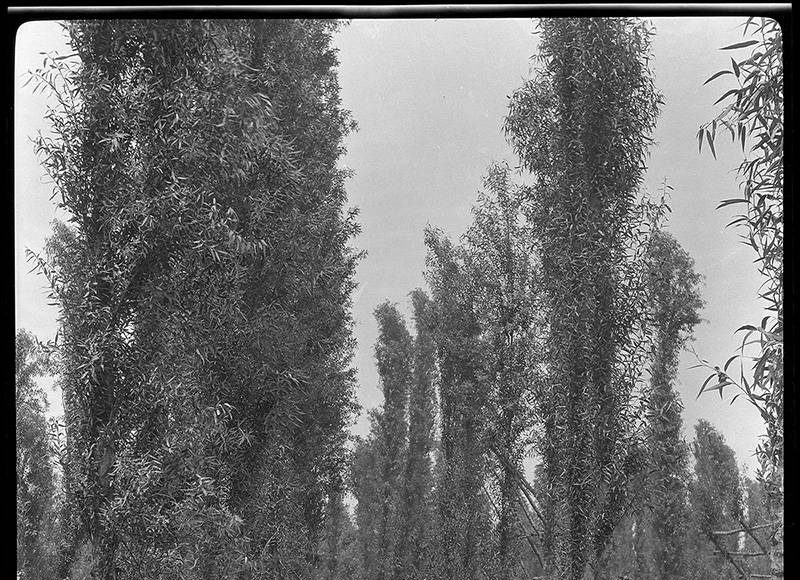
<box><xmin>31</xmin><ymin>19</ymin><xmax>359</xmax><ymax>578</ymax></box>
<box><xmin>395</xmin><ymin>289</ymin><xmax>437</xmax><ymax>580</ymax></box>
<box><xmin>372</xmin><ymin>302</ymin><xmax>414</xmax><ymax>580</ymax></box>
<box><xmin>689</xmin><ymin>420</ymin><xmax>746</xmax><ymax>580</ymax></box>
<box><xmin>350</xmin><ymin>432</ymin><xmax>382</xmax><ymax>579</ymax></box>
<box><xmin>425</xmin><ymin>229</ymin><xmax>494</xmax><ymax>580</ymax></box>
<box><xmin>642</xmin><ymin>231</ymin><xmax>703</xmax><ymax>580</ymax></box>
<box><xmin>16</xmin><ymin>330</ymin><xmax>60</xmax><ymax>580</ymax></box>
<box><xmin>505</xmin><ymin>17</ymin><xmax>662</xmax><ymax>578</ymax></box>
<box><xmin>459</xmin><ymin>163</ymin><xmax>541</xmax><ymax>580</ymax></box>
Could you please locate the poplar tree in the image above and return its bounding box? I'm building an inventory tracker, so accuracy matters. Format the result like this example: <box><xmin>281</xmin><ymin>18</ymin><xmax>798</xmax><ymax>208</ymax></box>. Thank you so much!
<box><xmin>459</xmin><ymin>163</ymin><xmax>541</xmax><ymax>580</ymax></box>
<box><xmin>372</xmin><ymin>303</ymin><xmax>414</xmax><ymax>580</ymax></box>
<box><xmin>425</xmin><ymin>229</ymin><xmax>494</xmax><ymax>580</ymax></box>
<box><xmin>31</xmin><ymin>19</ymin><xmax>358</xmax><ymax>578</ymax></box>
<box><xmin>350</xmin><ymin>433</ymin><xmax>382</xmax><ymax>579</ymax></box>
<box><xmin>642</xmin><ymin>231</ymin><xmax>703</xmax><ymax>580</ymax></box>
<box><xmin>505</xmin><ymin>18</ymin><xmax>662</xmax><ymax>578</ymax></box>
<box><xmin>688</xmin><ymin>420</ymin><xmax>745</xmax><ymax>580</ymax></box>
<box><xmin>395</xmin><ymin>289</ymin><xmax>437</xmax><ymax>580</ymax></box>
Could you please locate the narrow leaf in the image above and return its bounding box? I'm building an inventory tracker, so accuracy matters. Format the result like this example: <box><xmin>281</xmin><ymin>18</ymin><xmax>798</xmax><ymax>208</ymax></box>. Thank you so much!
<box><xmin>703</xmin><ymin>69</ymin><xmax>733</xmax><ymax>85</ymax></box>
<box><xmin>735</xmin><ymin>324</ymin><xmax>759</xmax><ymax>333</ymax></box>
<box><xmin>716</xmin><ymin>198</ymin><xmax>748</xmax><ymax>209</ymax></box>
<box><xmin>706</xmin><ymin>129</ymin><xmax>717</xmax><ymax>159</ymax></box>
<box><xmin>720</xmin><ymin>39</ymin><xmax>759</xmax><ymax>50</ymax></box>
<box><xmin>697</xmin><ymin>373</ymin><xmax>717</xmax><ymax>399</ymax></box>
<box><xmin>714</xmin><ymin>88</ymin><xmax>740</xmax><ymax>106</ymax></box>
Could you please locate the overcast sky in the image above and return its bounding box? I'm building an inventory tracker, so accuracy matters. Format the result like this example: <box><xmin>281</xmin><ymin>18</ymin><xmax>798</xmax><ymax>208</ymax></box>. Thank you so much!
<box><xmin>15</xmin><ymin>17</ymin><xmax>768</xmax><ymax>473</ymax></box>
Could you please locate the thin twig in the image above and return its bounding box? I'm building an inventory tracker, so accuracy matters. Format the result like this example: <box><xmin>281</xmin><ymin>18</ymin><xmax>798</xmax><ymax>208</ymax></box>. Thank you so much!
<box><xmin>711</xmin><ymin>521</ymin><xmax>780</xmax><ymax>536</ymax></box>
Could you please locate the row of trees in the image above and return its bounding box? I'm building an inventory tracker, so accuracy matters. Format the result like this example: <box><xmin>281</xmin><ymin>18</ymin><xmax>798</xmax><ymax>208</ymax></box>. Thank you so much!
<box><xmin>17</xmin><ymin>15</ymin><xmax>781</xmax><ymax>580</ymax></box>
<box><xmin>344</xmin><ymin>15</ymin><xmax>780</xmax><ymax>580</ymax></box>
<box><xmin>19</xmin><ymin>19</ymin><xmax>361</xmax><ymax>580</ymax></box>
<box><xmin>20</xmin><ymin>313</ymin><xmax>768</xmax><ymax>580</ymax></box>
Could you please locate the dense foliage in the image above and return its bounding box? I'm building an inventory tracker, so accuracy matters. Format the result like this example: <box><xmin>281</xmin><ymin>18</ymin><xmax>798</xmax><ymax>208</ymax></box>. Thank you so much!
<box><xmin>349</xmin><ymin>298</ymin><xmax>438</xmax><ymax>580</ymax></box>
<box><xmin>643</xmin><ymin>232</ymin><xmax>704</xmax><ymax>580</ymax></box>
<box><xmin>689</xmin><ymin>420</ymin><xmax>746</xmax><ymax>579</ymax></box>
<box><xmin>396</xmin><ymin>290</ymin><xmax>437</xmax><ymax>580</ymax></box>
<box><xmin>424</xmin><ymin>163</ymin><xmax>544</xmax><ymax>580</ymax></box>
<box><xmin>425</xmin><ymin>229</ymin><xmax>496</xmax><ymax>580</ymax></box>
<box><xmin>504</xmin><ymin>18</ymin><xmax>662</xmax><ymax>579</ymax></box>
<box><xmin>18</xmin><ymin>15</ymin><xmax>779</xmax><ymax>580</ymax></box>
<box><xmin>28</xmin><ymin>19</ymin><xmax>359</xmax><ymax>579</ymax></box>
<box><xmin>454</xmin><ymin>163</ymin><xmax>541</xmax><ymax>580</ymax></box>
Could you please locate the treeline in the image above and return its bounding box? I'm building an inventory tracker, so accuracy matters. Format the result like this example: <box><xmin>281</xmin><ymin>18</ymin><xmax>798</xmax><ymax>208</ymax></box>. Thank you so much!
<box><xmin>18</xmin><ymin>19</ymin><xmax>360</xmax><ymax>580</ymax></box>
<box><xmin>345</xmin><ymin>291</ymin><xmax>773</xmax><ymax>579</ymax></box>
<box><xmin>342</xmin><ymin>16</ymin><xmax>778</xmax><ymax>580</ymax></box>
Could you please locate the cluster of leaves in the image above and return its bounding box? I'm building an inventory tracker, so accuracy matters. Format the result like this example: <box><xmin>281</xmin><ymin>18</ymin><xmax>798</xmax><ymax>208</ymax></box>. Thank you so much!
<box><xmin>696</xmin><ymin>16</ymin><xmax>783</xmax><ymax>454</ymax></box>
<box><xmin>695</xmin><ymin>16</ymin><xmax>783</xmax><ymax>578</ymax></box>
<box><xmin>27</xmin><ymin>19</ymin><xmax>359</xmax><ymax>579</ymax></box>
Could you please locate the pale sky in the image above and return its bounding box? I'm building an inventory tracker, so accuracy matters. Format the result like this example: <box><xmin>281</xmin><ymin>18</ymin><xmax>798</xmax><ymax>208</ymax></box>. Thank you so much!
<box><xmin>15</xmin><ymin>17</ymin><xmax>769</xmax><ymax>473</ymax></box>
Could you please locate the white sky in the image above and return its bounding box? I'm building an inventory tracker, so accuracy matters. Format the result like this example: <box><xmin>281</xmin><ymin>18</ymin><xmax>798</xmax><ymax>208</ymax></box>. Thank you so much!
<box><xmin>15</xmin><ymin>17</ymin><xmax>770</xmax><ymax>474</ymax></box>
